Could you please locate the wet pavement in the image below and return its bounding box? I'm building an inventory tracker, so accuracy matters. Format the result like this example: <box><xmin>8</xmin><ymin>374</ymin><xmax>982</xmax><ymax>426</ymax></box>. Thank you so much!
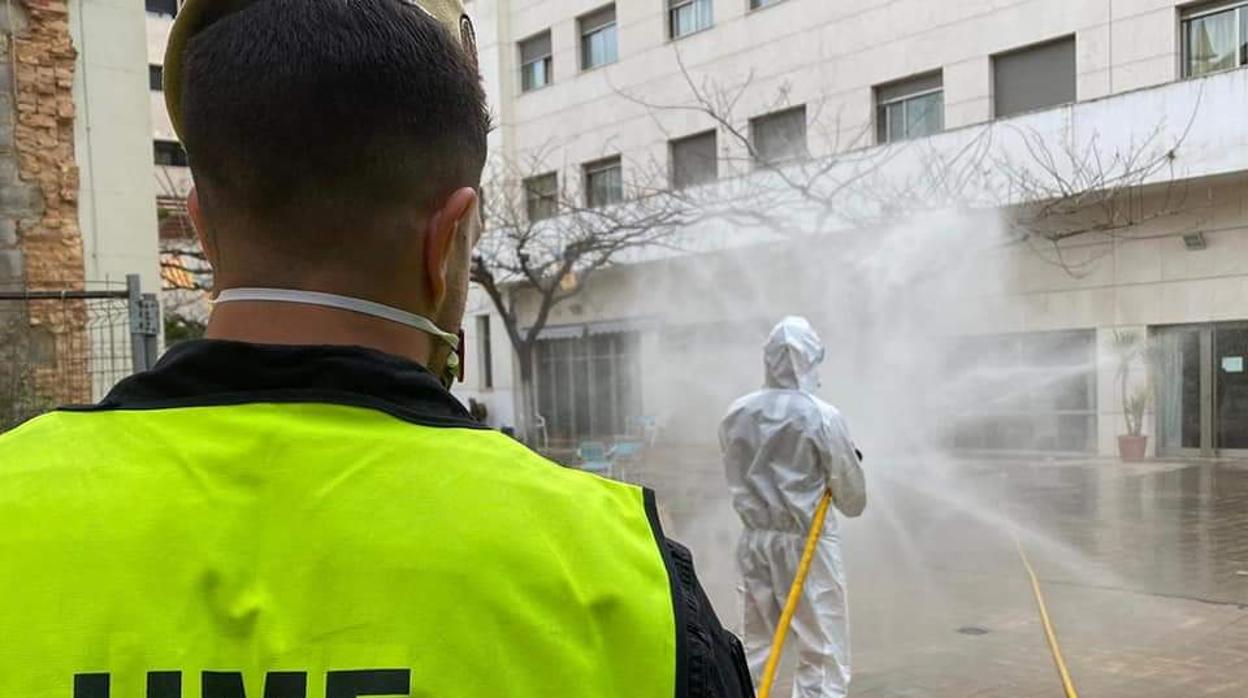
<box><xmin>626</xmin><ymin>452</ymin><xmax>1248</xmax><ymax>697</ymax></box>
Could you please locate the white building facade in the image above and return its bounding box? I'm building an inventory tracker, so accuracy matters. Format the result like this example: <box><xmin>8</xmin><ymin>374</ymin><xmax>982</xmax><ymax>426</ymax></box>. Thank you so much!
<box><xmin>73</xmin><ymin>0</ymin><xmax>161</xmax><ymax>295</ymax></box>
<box><xmin>144</xmin><ymin>0</ymin><xmax>207</xmax><ymax>322</ymax></box>
<box><xmin>458</xmin><ymin>0</ymin><xmax>1248</xmax><ymax>459</ymax></box>
<box><xmin>145</xmin><ymin>0</ymin><xmax>190</xmax><ymax>204</ymax></box>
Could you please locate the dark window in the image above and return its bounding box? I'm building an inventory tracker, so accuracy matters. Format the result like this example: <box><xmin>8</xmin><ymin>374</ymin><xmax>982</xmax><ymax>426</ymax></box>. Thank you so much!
<box><xmin>524</xmin><ymin>172</ymin><xmax>558</xmax><ymax>222</ymax></box>
<box><xmin>536</xmin><ymin>331</ymin><xmax>642</xmax><ymax>441</ymax></box>
<box><xmin>477</xmin><ymin>315</ymin><xmax>494</xmax><ymax>389</ymax></box>
<box><xmin>876</xmin><ymin>71</ymin><xmax>943</xmax><ymax>144</ymax></box>
<box><xmin>993</xmin><ymin>36</ymin><xmax>1077</xmax><ymax>118</ymax></box>
<box><xmin>750</xmin><ymin>106</ymin><xmax>807</xmax><ymax>165</ymax></box>
<box><xmin>670</xmin><ymin>130</ymin><xmax>717</xmax><ymax>189</ymax></box>
<box><xmin>669</xmin><ymin>0</ymin><xmax>712</xmax><ymax>38</ymax></box>
<box><xmin>146</xmin><ymin>0</ymin><xmax>177</xmax><ymax>17</ymax></box>
<box><xmin>584</xmin><ymin>156</ymin><xmax>623</xmax><ymax>208</ymax></box>
<box><xmin>1182</xmin><ymin>1</ymin><xmax>1248</xmax><ymax>78</ymax></box>
<box><xmin>519</xmin><ymin>31</ymin><xmax>553</xmax><ymax>92</ymax></box>
<box><xmin>153</xmin><ymin>140</ymin><xmax>187</xmax><ymax>167</ymax></box>
<box><xmin>149</xmin><ymin>64</ymin><xmax>163</xmax><ymax>92</ymax></box>
<box><xmin>579</xmin><ymin>5</ymin><xmax>618</xmax><ymax>70</ymax></box>
<box><xmin>749</xmin><ymin>0</ymin><xmax>785</xmax><ymax>9</ymax></box>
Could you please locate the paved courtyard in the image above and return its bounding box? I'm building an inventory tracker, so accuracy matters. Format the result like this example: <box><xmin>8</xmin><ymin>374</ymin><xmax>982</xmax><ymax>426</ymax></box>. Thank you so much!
<box><xmin>627</xmin><ymin>451</ymin><xmax>1248</xmax><ymax>697</ymax></box>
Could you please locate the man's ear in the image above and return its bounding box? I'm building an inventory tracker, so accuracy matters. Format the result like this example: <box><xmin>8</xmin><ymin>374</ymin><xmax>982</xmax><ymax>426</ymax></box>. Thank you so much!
<box><xmin>424</xmin><ymin>187</ymin><xmax>479</xmax><ymax>305</ymax></box>
<box><xmin>186</xmin><ymin>187</ymin><xmax>219</xmax><ymax>295</ymax></box>
<box><xmin>187</xmin><ymin>186</ymin><xmax>205</xmax><ymax>249</ymax></box>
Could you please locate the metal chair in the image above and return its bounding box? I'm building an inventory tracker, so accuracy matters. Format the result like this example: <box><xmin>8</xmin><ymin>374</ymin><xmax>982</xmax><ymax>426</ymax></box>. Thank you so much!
<box><xmin>608</xmin><ymin>439</ymin><xmax>645</xmax><ymax>482</ymax></box>
<box><xmin>627</xmin><ymin>415</ymin><xmax>660</xmax><ymax>447</ymax></box>
<box><xmin>533</xmin><ymin>413</ymin><xmax>550</xmax><ymax>451</ymax></box>
<box><xmin>576</xmin><ymin>441</ymin><xmax>614</xmax><ymax>478</ymax></box>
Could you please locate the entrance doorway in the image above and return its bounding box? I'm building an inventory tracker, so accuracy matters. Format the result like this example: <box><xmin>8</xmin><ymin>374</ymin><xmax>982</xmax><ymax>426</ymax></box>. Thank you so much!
<box><xmin>1155</xmin><ymin>323</ymin><xmax>1248</xmax><ymax>456</ymax></box>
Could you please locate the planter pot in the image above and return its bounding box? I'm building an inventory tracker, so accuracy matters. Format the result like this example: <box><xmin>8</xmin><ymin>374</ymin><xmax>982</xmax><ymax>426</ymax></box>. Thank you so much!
<box><xmin>1118</xmin><ymin>434</ymin><xmax>1148</xmax><ymax>462</ymax></box>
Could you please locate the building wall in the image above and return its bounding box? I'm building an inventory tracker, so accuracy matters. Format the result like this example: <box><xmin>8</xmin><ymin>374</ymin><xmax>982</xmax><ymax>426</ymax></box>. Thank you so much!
<box><xmin>455</xmin><ymin>297</ymin><xmax>519</xmax><ymax>431</ymax></box>
<box><xmin>469</xmin><ymin>180</ymin><xmax>1248</xmax><ymax>455</ymax></box>
<box><xmin>1</xmin><ymin>0</ymin><xmax>92</xmax><ymax>407</ymax></box>
<box><xmin>8</xmin><ymin>0</ymin><xmax>83</xmax><ymax>295</ymax></box>
<box><xmin>146</xmin><ymin>13</ymin><xmax>171</xmax><ymax>140</ymax></box>
<box><xmin>480</xmin><ymin>0</ymin><xmax>1195</xmax><ymax>192</ymax></box>
<box><xmin>461</xmin><ymin>173</ymin><xmax>1248</xmax><ymax>455</ymax></box>
<box><xmin>461</xmin><ymin>0</ymin><xmax>1248</xmax><ymax>456</ymax></box>
<box><xmin>145</xmin><ymin>12</ymin><xmax>191</xmax><ymax>199</ymax></box>
<box><xmin>0</xmin><ymin>0</ymin><xmax>154</xmax><ymax>410</ymax></box>
<box><xmin>72</xmin><ymin>0</ymin><xmax>159</xmax><ymax>292</ymax></box>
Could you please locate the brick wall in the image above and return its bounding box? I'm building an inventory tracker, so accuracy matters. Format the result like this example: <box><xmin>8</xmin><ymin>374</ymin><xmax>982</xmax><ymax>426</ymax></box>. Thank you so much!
<box><xmin>0</xmin><ymin>0</ymin><xmax>89</xmax><ymax>411</ymax></box>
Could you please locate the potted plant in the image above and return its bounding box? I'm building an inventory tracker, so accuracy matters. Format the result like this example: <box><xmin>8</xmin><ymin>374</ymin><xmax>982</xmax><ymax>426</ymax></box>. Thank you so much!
<box><xmin>1113</xmin><ymin>331</ymin><xmax>1150</xmax><ymax>461</ymax></box>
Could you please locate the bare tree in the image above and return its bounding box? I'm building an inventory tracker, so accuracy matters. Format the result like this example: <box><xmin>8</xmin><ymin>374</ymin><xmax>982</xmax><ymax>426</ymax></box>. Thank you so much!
<box><xmin>617</xmin><ymin>48</ymin><xmax>1201</xmax><ymax>271</ymax></box>
<box><xmin>990</xmin><ymin>113</ymin><xmax>1201</xmax><ymax>274</ymax></box>
<box><xmin>154</xmin><ymin>170</ymin><xmax>214</xmax><ymax>325</ymax></box>
<box><xmin>613</xmin><ymin>50</ymin><xmax>912</xmax><ymax>237</ymax></box>
<box><xmin>471</xmin><ymin>151</ymin><xmax>693</xmax><ymax>441</ymax></box>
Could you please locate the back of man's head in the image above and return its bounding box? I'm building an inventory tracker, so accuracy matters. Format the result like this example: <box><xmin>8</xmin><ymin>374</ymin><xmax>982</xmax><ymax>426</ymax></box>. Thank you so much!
<box><xmin>180</xmin><ymin>0</ymin><xmax>488</xmax><ymax>274</ymax></box>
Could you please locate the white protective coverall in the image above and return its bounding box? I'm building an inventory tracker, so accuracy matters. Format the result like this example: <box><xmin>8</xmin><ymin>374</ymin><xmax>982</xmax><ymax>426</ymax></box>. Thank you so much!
<box><xmin>719</xmin><ymin>316</ymin><xmax>867</xmax><ymax>698</ymax></box>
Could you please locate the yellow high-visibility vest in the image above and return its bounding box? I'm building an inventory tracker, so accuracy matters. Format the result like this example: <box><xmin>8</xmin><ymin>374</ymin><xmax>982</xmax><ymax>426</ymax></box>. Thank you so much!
<box><xmin>0</xmin><ymin>342</ymin><xmax>680</xmax><ymax>698</ymax></box>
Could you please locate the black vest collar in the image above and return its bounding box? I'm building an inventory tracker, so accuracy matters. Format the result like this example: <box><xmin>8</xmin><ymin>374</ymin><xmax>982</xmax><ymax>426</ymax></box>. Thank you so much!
<box><xmin>67</xmin><ymin>339</ymin><xmax>483</xmax><ymax>430</ymax></box>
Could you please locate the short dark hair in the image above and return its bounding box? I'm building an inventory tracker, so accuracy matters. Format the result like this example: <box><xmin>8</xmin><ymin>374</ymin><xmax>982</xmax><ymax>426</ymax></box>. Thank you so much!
<box><xmin>180</xmin><ymin>0</ymin><xmax>488</xmax><ymax>229</ymax></box>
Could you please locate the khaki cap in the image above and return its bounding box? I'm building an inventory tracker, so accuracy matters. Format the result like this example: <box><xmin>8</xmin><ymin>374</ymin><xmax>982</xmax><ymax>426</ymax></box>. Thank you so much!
<box><xmin>163</xmin><ymin>0</ymin><xmax>477</xmax><ymax>141</ymax></box>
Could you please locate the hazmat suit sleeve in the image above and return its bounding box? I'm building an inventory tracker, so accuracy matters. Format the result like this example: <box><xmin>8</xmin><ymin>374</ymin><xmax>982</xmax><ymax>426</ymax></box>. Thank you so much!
<box><xmin>819</xmin><ymin>415</ymin><xmax>866</xmax><ymax>518</ymax></box>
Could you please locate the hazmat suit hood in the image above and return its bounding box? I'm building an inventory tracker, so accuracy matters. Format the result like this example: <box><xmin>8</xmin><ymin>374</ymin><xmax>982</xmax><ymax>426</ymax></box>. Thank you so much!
<box><xmin>764</xmin><ymin>316</ymin><xmax>825</xmax><ymax>393</ymax></box>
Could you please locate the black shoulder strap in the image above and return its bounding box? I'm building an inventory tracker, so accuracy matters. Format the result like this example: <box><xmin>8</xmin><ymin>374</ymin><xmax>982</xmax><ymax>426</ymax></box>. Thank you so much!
<box><xmin>664</xmin><ymin>539</ymin><xmax>756</xmax><ymax>698</ymax></box>
<box><xmin>644</xmin><ymin>489</ymin><xmax>754</xmax><ymax>698</ymax></box>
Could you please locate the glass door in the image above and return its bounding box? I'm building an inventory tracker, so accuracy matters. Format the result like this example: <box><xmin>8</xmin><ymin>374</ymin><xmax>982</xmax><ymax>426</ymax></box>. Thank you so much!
<box><xmin>1155</xmin><ymin>326</ymin><xmax>1206</xmax><ymax>455</ymax></box>
<box><xmin>1156</xmin><ymin>322</ymin><xmax>1248</xmax><ymax>457</ymax></box>
<box><xmin>1215</xmin><ymin>325</ymin><xmax>1248</xmax><ymax>454</ymax></box>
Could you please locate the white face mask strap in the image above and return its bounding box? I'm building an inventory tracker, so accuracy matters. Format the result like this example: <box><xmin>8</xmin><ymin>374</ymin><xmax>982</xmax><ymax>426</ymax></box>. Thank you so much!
<box><xmin>214</xmin><ymin>288</ymin><xmax>461</xmax><ymax>351</ymax></box>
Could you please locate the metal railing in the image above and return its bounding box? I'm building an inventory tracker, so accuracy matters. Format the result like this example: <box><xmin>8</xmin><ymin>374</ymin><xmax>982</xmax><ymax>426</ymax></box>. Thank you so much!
<box><xmin>0</xmin><ymin>274</ymin><xmax>159</xmax><ymax>431</ymax></box>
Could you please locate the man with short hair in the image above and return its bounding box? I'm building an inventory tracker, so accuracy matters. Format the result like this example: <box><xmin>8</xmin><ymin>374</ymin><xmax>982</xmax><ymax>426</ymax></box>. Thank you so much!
<box><xmin>0</xmin><ymin>1</ymin><xmax>752</xmax><ymax>695</ymax></box>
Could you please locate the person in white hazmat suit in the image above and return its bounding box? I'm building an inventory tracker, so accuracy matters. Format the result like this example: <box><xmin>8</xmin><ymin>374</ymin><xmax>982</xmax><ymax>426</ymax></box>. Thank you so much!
<box><xmin>720</xmin><ymin>316</ymin><xmax>867</xmax><ymax>698</ymax></box>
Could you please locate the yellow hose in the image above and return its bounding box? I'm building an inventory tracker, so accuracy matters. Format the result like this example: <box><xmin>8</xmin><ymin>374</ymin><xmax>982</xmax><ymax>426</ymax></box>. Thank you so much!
<box><xmin>1014</xmin><ymin>535</ymin><xmax>1080</xmax><ymax>698</ymax></box>
<box><xmin>754</xmin><ymin>492</ymin><xmax>1078</xmax><ymax>698</ymax></box>
<box><xmin>757</xmin><ymin>489</ymin><xmax>833</xmax><ymax>698</ymax></box>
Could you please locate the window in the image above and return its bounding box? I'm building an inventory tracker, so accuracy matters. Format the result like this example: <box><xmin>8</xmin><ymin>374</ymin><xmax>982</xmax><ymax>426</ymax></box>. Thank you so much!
<box><xmin>477</xmin><ymin>315</ymin><xmax>494</xmax><ymax>389</ymax></box>
<box><xmin>536</xmin><ymin>331</ymin><xmax>642</xmax><ymax>440</ymax></box>
<box><xmin>146</xmin><ymin>0</ymin><xmax>177</xmax><ymax>17</ymax></box>
<box><xmin>149</xmin><ymin>65</ymin><xmax>163</xmax><ymax>92</ymax></box>
<box><xmin>579</xmin><ymin>5</ymin><xmax>618</xmax><ymax>70</ymax></box>
<box><xmin>749</xmin><ymin>0</ymin><xmax>784</xmax><ymax>9</ymax></box>
<box><xmin>519</xmin><ymin>31</ymin><xmax>552</xmax><ymax>92</ymax></box>
<box><xmin>750</xmin><ymin>106</ymin><xmax>807</xmax><ymax>165</ymax></box>
<box><xmin>669</xmin><ymin>0</ymin><xmax>713</xmax><ymax>38</ymax></box>
<box><xmin>993</xmin><ymin>36</ymin><xmax>1076</xmax><ymax>118</ymax></box>
<box><xmin>875</xmin><ymin>71</ymin><xmax>944</xmax><ymax>144</ymax></box>
<box><xmin>524</xmin><ymin>173</ymin><xmax>558</xmax><ymax>222</ymax></box>
<box><xmin>584</xmin><ymin>156</ymin><xmax>623</xmax><ymax>208</ymax></box>
<box><xmin>153</xmin><ymin>140</ymin><xmax>187</xmax><ymax>167</ymax></box>
<box><xmin>1183</xmin><ymin>1</ymin><xmax>1248</xmax><ymax>78</ymax></box>
<box><xmin>670</xmin><ymin>130</ymin><xmax>718</xmax><ymax>189</ymax></box>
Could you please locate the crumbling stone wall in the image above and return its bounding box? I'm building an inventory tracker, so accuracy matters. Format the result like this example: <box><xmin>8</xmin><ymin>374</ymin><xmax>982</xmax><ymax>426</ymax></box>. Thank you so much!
<box><xmin>0</xmin><ymin>0</ymin><xmax>89</xmax><ymax>417</ymax></box>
